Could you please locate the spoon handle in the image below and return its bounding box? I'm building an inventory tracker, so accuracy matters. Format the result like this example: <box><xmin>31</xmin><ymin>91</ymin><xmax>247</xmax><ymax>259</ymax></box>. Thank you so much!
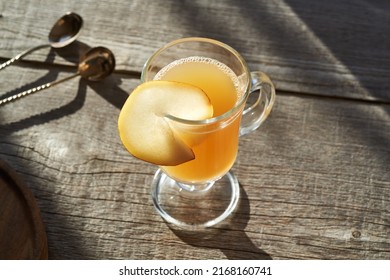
<box><xmin>0</xmin><ymin>44</ymin><xmax>51</xmax><ymax>71</ymax></box>
<box><xmin>0</xmin><ymin>72</ymin><xmax>80</xmax><ymax>106</ymax></box>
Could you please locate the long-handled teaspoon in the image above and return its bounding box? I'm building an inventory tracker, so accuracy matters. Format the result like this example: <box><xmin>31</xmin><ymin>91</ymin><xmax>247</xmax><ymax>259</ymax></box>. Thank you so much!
<box><xmin>0</xmin><ymin>12</ymin><xmax>83</xmax><ymax>71</ymax></box>
<box><xmin>0</xmin><ymin>47</ymin><xmax>115</xmax><ymax>106</ymax></box>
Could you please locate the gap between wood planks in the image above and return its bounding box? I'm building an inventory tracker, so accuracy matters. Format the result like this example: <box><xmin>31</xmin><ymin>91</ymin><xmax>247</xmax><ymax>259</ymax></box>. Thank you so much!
<box><xmin>276</xmin><ymin>90</ymin><xmax>390</xmax><ymax>106</ymax></box>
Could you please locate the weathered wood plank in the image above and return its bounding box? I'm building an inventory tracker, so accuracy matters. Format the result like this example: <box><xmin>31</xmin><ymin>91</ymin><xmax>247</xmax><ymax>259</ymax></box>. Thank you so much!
<box><xmin>0</xmin><ymin>63</ymin><xmax>388</xmax><ymax>259</ymax></box>
<box><xmin>1</xmin><ymin>0</ymin><xmax>389</xmax><ymax>101</ymax></box>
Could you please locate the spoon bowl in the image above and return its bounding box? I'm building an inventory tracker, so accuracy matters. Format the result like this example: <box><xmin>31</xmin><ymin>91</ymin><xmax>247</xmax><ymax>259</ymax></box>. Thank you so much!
<box><xmin>0</xmin><ymin>46</ymin><xmax>116</xmax><ymax>106</ymax></box>
<box><xmin>48</xmin><ymin>12</ymin><xmax>83</xmax><ymax>48</ymax></box>
<box><xmin>78</xmin><ymin>47</ymin><xmax>116</xmax><ymax>81</ymax></box>
<box><xmin>0</xmin><ymin>12</ymin><xmax>83</xmax><ymax>70</ymax></box>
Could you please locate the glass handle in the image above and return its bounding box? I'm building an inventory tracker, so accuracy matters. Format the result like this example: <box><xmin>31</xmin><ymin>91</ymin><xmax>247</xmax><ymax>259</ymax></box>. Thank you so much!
<box><xmin>239</xmin><ymin>71</ymin><xmax>276</xmax><ymax>136</ymax></box>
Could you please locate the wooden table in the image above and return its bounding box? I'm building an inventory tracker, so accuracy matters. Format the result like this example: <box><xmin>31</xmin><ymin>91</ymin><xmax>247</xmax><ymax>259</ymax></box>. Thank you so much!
<box><xmin>0</xmin><ymin>0</ymin><xmax>389</xmax><ymax>259</ymax></box>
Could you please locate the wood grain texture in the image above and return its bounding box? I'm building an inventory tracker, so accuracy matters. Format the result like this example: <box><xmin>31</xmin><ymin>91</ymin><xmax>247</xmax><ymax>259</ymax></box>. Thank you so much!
<box><xmin>0</xmin><ymin>64</ymin><xmax>389</xmax><ymax>259</ymax></box>
<box><xmin>1</xmin><ymin>0</ymin><xmax>389</xmax><ymax>101</ymax></box>
<box><xmin>0</xmin><ymin>0</ymin><xmax>389</xmax><ymax>260</ymax></box>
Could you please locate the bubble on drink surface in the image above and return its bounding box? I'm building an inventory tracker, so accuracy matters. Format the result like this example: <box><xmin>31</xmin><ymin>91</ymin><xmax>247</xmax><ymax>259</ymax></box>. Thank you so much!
<box><xmin>154</xmin><ymin>56</ymin><xmax>244</xmax><ymax>101</ymax></box>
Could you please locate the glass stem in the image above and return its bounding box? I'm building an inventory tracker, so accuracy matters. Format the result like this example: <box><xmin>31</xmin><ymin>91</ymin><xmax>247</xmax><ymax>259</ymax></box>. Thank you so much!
<box><xmin>177</xmin><ymin>181</ymin><xmax>215</xmax><ymax>193</ymax></box>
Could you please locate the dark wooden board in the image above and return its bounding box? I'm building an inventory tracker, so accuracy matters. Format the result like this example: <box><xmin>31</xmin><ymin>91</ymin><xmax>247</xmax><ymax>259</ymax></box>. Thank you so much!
<box><xmin>0</xmin><ymin>160</ymin><xmax>48</xmax><ymax>259</ymax></box>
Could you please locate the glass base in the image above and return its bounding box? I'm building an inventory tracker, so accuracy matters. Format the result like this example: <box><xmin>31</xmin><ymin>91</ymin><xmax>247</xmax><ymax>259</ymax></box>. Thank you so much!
<box><xmin>151</xmin><ymin>169</ymin><xmax>240</xmax><ymax>230</ymax></box>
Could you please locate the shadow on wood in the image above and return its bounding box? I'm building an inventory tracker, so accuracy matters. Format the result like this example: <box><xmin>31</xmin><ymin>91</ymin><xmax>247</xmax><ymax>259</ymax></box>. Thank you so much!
<box><xmin>0</xmin><ymin>40</ymin><xmax>130</xmax><ymax>133</ymax></box>
<box><xmin>170</xmin><ymin>185</ymin><xmax>272</xmax><ymax>260</ymax></box>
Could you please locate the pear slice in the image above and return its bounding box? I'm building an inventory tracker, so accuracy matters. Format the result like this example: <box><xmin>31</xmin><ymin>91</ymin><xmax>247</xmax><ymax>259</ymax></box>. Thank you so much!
<box><xmin>118</xmin><ymin>80</ymin><xmax>213</xmax><ymax>166</ymax></box>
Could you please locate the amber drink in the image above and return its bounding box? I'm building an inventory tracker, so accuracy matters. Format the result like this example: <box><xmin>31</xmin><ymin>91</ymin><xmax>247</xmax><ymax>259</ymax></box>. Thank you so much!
<box><xmin>154</xmin><ymin>56</ymin><xmax>243</xmax><ymax>184</ymax></box>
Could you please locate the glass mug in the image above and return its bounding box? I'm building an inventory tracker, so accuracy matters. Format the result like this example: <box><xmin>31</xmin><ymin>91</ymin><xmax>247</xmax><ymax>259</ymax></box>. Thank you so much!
<box><xmin>141</xmin><ymin>37</ymin><xmax>275</xmax><ymax>229</ymax></box>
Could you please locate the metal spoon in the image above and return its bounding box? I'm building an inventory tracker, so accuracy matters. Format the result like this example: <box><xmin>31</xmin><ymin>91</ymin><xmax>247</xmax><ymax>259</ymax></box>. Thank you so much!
<box><xmin>0</xmin><ymin>12</ymin><xmax>83</xmax><ymax>70</ymax></box>
<box><xmin>0</xmin><ymin>47</ymin><xmax>116</xmax><ymax>106</ymax></box>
